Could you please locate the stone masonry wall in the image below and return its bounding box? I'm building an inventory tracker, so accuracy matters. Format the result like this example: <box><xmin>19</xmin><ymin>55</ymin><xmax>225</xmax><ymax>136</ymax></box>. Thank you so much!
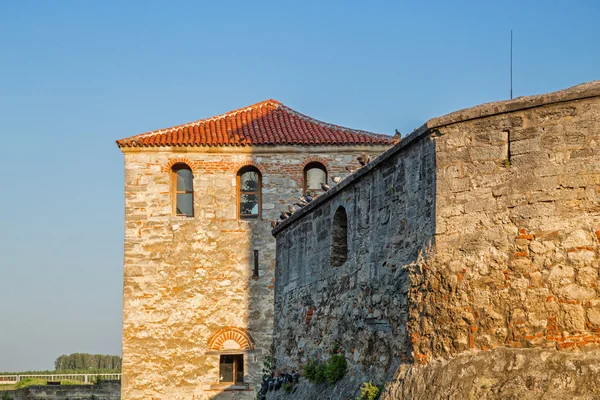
<box><xmin>272</xmin><ymin>135</ymin><xmax>436</xmax><ymax>384</ymax></box>
<box><xmin>412</xmin><ymin>95</ymin><xmax>600</xmax><ymax>362</ymax></box>
<box><xmin>121</xmin><ymin>146</ymin><xmax>386</xmax><ymax>400</ymax></box>
<box><xmin>271</xmin><ymin>84</ymin><xmax>600</xmax><ymax>399</ymax></box>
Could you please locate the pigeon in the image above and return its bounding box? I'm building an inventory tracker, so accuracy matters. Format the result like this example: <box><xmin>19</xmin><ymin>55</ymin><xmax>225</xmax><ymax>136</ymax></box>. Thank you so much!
<box><xmin>291</xmin><ymin>370</ymin><xmax>300</xmax><ymax>384</ymax></box>
<box><xmin>288</xmin><ymin>204</ymin><xmax>297</xmax><ymax>214</ymax></box>
<box><xmin>260</xmin><ymin>377</ymin><xmax>269</xmax><ymax>395</ymax></box>
<box><xmin>321</xmin><ymin>182</ymin><xmax>331</xmax><ymax>191</ymax></box>
<box><xmin>332</xmin><ymin>176</ymin><xmax>342</xmax><ymax>184</ymax></box>
<box><xmin>345</xmin><ymin>166</ymin><xmax>356</xmax><ymax>174</ymax></box>
<box><xmin>280</xmin><ymin>211</ymin><xmax>291</xmax><ymax>220</ymax></box>
<box><xmin>393</xmin><ymin>129</ymin><xmax>402</xmax><ymax>143</ymax></box>
<box><xmin>271</xmin><ymin>220</ymin><xmax>277</xmax><ymax>229</ymax></box>
<box><xmin>357</xmin><ymin>152</ymin><xmax>371</xmax><ymax>166</ymax></box>
<box><xmin>301</xmin><ymin>194</ymin><xmax>313</xmax><ymax>203</ymax></box>
<box><xmin>294</xmin><ymin>202</ymin><xmax>306</xmax><ymax>209</ymax></box>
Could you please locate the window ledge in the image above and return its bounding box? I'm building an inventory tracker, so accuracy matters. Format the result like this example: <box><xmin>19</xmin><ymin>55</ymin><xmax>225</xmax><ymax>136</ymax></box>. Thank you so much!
<box><xmin>208</xmin><ymin>383</ymin><xmax>250</xmax><ymax>391</ymax></box>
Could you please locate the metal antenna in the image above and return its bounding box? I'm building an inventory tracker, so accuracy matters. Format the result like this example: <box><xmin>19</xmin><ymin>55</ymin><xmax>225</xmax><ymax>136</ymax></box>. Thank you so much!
<box><xmin>510</xmin><ymin>30</ymin><xmax>513</xmax><ymax>100</ymax></box>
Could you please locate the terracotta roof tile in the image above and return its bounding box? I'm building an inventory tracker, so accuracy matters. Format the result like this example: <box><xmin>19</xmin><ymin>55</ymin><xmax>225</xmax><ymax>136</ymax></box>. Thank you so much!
<box><xmin>116</xmin><ymin>99</ymin><xmax>391</xmax><ymax>148</ymax></box>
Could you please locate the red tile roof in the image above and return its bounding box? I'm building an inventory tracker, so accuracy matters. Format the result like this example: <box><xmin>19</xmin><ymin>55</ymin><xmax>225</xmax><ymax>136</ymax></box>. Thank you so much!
<box><xmin>116</xmin><ymin>100</ymin><xmax>392</xmax><ymax>148</ymax></box>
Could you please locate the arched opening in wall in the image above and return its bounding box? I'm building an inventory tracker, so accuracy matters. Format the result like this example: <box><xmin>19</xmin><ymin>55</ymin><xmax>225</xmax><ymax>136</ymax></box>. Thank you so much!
<box><xmin>304</xmin><ymin>162</ymin><xmax>327</xmax><ymax>195</ymax></box>
<box><xmin>330</xmin><ymin>206</ymin><xmax>348</xmax><ymax>267</ymax></box>
<box><xmin>237</xmin><ymin>166</ymin><xmax>262</xmax><ymax>219</ymax></box>
<box><xmin>172</xmin><ymin>163</ymin><xmax>194</xmax><ymax>217</ymax></box>
<box><xmin>208</xmin><ymin>327</ymin><xmax>255</xmax><ymax>385</ymax></box>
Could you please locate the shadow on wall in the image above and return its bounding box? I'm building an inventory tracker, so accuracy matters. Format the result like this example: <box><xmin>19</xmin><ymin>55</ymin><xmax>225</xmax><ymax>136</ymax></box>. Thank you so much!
<box><xmin>271</xmin><ymin>132</ymin><xmax>438</xmax><ymax>389</ymax></box>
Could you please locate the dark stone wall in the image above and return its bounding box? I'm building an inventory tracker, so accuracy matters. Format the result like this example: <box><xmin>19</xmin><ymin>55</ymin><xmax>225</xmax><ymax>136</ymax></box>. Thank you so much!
<box><xmin>273</xmin><ymin>133</ymin><xmax>436</xmax><ymax>384</ymax></box>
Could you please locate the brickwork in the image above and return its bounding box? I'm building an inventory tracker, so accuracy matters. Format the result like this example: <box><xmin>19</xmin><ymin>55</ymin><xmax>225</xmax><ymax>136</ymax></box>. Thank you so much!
<box><xmin>271</xmin><ymin>82</ymin><xmax>600</xmax><ymax>399</ymax></box>
<box><xmin>120</xmin><ymin>146</ymin><xmax>388</xmax><ymax>400</ymax></box>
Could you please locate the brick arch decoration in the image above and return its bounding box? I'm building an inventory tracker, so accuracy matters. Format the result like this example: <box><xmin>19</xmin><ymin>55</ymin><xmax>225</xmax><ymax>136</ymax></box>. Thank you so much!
<box><xmin>232</xmin><ymin>161</ymin><xmax>264</xmax><ymax>174</ymax></box>
<box><xmin>208</xmin><ymin>327</ymin><xmax>255</xmax><ymax>351</ymax></box>
<box><xmin>301</xmin><ymin>156</ymin><xmax>329</xmax><ymax>169</ymax></box>
<box><xmin>162</xmin><ymin>157</ymin><xmax>201</xmax><ymax>173</ymax></box>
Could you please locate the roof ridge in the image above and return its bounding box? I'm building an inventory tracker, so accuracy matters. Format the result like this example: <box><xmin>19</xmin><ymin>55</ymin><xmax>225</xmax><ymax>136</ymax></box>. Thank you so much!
<box><xmin>116</xmin><ymin>99</ymin><xmax>393</xmax><ymax>148</ymax></box>
<box><xmin>121</xmin><ymin>99</ymin><xmax>282</xmax><ymax>143</ymax></box>
<box><xmin>278</xmin><ymin>103</ymin><xmax>388</xmax><ymax>139</ymax></box>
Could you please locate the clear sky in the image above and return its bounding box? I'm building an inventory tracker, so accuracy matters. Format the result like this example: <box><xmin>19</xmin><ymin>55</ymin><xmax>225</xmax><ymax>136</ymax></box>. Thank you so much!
<box><xmin>0</xmin><ymin>0</ymin><xmax>598</xmax><ymax>371</ymax></box>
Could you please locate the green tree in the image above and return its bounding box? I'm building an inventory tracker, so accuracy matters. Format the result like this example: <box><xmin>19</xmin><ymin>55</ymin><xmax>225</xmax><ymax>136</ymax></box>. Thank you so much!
<box><xmin>54</xmin><ymin>353</ymin><xmax>122</xmax><ymax>372</ymax></box>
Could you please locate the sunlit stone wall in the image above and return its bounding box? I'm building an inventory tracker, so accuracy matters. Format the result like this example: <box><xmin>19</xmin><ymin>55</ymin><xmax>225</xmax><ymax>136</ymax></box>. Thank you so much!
<box><xmin>120</xmin><ymin>145</ymin><xmax>388</xmax><ymax>400</ymax></box>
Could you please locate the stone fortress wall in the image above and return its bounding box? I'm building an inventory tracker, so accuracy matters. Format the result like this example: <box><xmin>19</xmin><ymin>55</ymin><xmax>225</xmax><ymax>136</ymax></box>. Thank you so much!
<box><xmin>272</xmin><ymin>128</ymin><xmax>436</xmax><ymax>381</ymax></box>
<box><xmin>120</xmin><ymin>146</ymin><xmax>387</xmax><ymax>400</ymax></box>
<box><xmin>271</xmin><ymin>82</ymin><xmax>600</xmax><ymax>399</ymax></box>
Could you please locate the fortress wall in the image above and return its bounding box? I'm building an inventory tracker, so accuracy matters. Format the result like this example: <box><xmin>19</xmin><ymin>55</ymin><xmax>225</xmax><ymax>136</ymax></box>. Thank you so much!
<box><xmin>273</xmin><ymin>133</ymin><xmax>436</xmax><ymax>383</ymax></box>
<box><xmin>271</xmin><ymin>85</ymin><xmax>600</xmax><ymax>399</ymax></box>
<box><xmin>414</xmin><ymin>95</ymin><xmax>600</xmax><ymax>362</ymax></box>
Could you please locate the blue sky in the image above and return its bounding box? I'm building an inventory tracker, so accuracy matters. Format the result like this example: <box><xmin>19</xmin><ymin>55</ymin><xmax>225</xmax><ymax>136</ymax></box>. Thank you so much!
<box><xmin>0</xmin><ymin>0</ymin><xmax>598</xmax><ymax>371</ymax></box>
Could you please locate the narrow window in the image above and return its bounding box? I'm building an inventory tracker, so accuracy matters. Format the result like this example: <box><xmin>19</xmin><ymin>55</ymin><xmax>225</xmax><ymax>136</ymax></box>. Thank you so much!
<box><xmin>172</xmin><ymin>164</ymin><xmax>193</xmax><ymax>217</ymax></box>
<box><xmin>219</xmin><ymin>355</ymin><xmax>244</xmax><ymax>384</ymax></box>
<box><xmin>331</xmin><ymin>206</ymin><xmax>348</xmax><ymax>267</ymax></box>
<box><xmin>303</xmin><ymin>162</ymin><xmax>327</xmax><ymax>195</ymax></box>
<box><xmin>238</xmin><ymin>166</ymin><xmax>261</xmax><ymax>219</ymax></box>
<box><xmin>253</xmin><ymin>250</ymin><xmax>259</xmax><ymax>278</ymax></box>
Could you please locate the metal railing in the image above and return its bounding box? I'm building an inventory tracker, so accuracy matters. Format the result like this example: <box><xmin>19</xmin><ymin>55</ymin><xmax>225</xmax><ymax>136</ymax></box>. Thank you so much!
<box><xmin>0</xmin><ymin>373</ymin><xmax>121</xmax><ymax>385</ymax></box>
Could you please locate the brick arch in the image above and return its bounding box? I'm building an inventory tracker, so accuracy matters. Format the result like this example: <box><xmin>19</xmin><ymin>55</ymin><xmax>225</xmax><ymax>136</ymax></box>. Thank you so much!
<box><xmin>162</xmin><ymin>157</ymin><xmax>199</xmax><ymax>172</ymax></box>
<box><xmin>208</xmin><ymin>327</ymin><xmax>255</xmax><ymax>351</ymax></box>
<box><xmin>301</xmin><ymin>156</ymin><xmax>329</xmax><ymax>169</ymax></box>
<box><xmin>233</xmin><ymin>161</ymin><xmax>264</xmax><ymax>174</ymax></box>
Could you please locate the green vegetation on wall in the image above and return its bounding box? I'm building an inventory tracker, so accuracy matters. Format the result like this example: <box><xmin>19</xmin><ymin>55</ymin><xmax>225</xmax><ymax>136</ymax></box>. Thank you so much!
<box><xmin>304</xmin><ymin>344</ymin><xmax>348</xmax><ymax>386</ymax></box>
<box><xmin>356</xmin><ymin>382</ymin><xmax>381</xmax><ymax>400</ymax></box>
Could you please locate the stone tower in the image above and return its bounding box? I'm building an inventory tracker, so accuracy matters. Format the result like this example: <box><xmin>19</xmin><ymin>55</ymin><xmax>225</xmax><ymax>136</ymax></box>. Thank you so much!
<box><xmin>116</xmin><ymin>100</ymin><xmax>392</xmax><ymax>399</ymax></box>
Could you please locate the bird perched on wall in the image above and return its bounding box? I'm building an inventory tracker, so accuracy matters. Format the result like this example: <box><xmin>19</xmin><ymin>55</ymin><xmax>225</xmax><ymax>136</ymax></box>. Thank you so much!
<box><xmin>321</xmin><ymin>182</ymin><xmax>331</xmax><ymax>191</ymax></box>
<box><xmin>357</xmin><ymin>152</ymin><xmax>371</xmax><ymax>166</ymax></box>
<box><xmin>393</xmin><ymin>129</ymin><xmax>402</xmax><ymax>143</ymax></box>
<box><xmin>290</xmin><ymin>370</ymin><xmax>300</xmax><ymax>384</ymax></box>
<box><xmin>301</xmin><ymin>194</ymin><xmax>313</xmax><ymax>203</ymax></box>
<box><xmin>271</xmin><ymin>220</ymin><xmax>280</xmax><ymax>229</ymax></box>
<box><xmin>280</xmin><ymin>211</ymin><xmax>291</xmax><ymax>220</ymax></box>
<box><xmin>345</xmin><ymin>166</ymin><xmax>357</xmax><ymax>174</ymax></box>
<box><xmin>288</xmin><ymin>204</ymin><xmax>297</xmax><ymax>214</ymax></box>
<box><xmin>332</xmin><ymin>176</ymin><xmax>342</xmax><ymax>184</ymax></box>
<box><xmin>294</xmin><ymin>202</ymin><xmax>306</xmax><ymax>209</ymax></box>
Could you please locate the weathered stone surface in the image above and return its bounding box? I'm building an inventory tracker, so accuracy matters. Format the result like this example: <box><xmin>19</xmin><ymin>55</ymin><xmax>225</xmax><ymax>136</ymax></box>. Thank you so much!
<box><xmin>271</xmin><ymin>135</ymin><xmax>435</xmax><ymax>387</ymax></box>
<box><xmin>120</xmin><ymin>148</ymin><xmax>388</xmax><ymax>400</ymax></box>
<box><xmin>382</xmin><ymin>348</ymin><xmax>600</xmax><ymax>400</ymax></box>
<box><xmin>271</xmin><ymin>83</ymin><xmax>600</xmax><ymax>398</ymax></box>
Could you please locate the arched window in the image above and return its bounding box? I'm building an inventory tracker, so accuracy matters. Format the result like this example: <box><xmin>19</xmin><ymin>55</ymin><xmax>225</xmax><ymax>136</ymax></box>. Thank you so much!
<box><xmin>172</xmin><ymin>164</ymin><xmax>194</xmax><ymax>217</ymax></box>
<box><xmin>237</xmin><ymin>166</ymin><xmax>261</xmax><ymax>219</ymax></box>
<box><xmin>330</xmin><ymin>206</ymin><xmax>348</xmax><ymax>267</ymax></box>
<box><xmin>304</xmin><ymin>162</ymin><xmax>327</xmax><ymax>194</ymax></box>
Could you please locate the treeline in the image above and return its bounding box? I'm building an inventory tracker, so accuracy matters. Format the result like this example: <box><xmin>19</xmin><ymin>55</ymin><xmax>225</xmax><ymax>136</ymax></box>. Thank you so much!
<box><xmin>0</xmin><ymin>368</ymin><xmax>120</xmax><ymax>376</ymax></box>
<box><xmin>54</xmin><ymin>353</ymin><xmax>121</xmax><ymax>371</ymax></box>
